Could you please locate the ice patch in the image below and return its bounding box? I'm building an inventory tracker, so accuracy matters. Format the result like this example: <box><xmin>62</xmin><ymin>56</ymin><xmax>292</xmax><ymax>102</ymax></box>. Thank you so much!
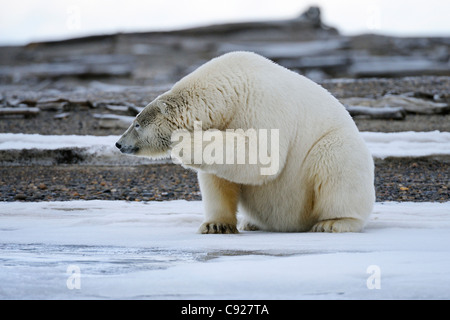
<box><xmin>0</xmin><ymin>200</ymin><xmax>449</xmax><ymax>299</ymax></box>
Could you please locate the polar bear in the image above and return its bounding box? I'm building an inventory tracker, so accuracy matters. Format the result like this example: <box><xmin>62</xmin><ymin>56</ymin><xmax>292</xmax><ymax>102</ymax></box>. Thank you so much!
<box><xmin>116</xmin><ymin>51</ymin><xmax>375</xmax><ymax>233</ymax></box>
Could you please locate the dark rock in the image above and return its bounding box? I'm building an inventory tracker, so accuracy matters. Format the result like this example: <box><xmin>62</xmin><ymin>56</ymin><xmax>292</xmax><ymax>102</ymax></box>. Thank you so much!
<box><xmin>54</xmin><ymin>148</ymin><xmax>85</xmax><ymax>164</ymax></box>
<box><xmin>14</xmin><ymin>193</ymin><xmax>27</xmax><ymax>200</ymax></box>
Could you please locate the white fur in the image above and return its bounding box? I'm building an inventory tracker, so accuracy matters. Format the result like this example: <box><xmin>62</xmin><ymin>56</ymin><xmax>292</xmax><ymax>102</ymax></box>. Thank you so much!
<box><xmin>117</xmin><ymin>52</ymin><xmax>375</xmax><ymax>233</ymax></box>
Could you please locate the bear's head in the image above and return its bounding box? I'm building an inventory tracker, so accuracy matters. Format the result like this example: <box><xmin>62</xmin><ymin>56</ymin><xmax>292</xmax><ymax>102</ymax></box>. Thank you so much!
<box><xmin>115</xmin><ymin>98</ymin><xmax>178</xmax><ymax>159</ymax></box>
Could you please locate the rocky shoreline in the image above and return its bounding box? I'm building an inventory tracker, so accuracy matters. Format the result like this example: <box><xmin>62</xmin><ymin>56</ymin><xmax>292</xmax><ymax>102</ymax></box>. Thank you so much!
<box><xmin>0</xmin><ymin>6</ymin><xmax>449</xmax><ymax>204</ymax></box>
<box><xmin>0</xmin><ymin>156</ymin><xmax>449</xmax><ymax>203</ymax></box>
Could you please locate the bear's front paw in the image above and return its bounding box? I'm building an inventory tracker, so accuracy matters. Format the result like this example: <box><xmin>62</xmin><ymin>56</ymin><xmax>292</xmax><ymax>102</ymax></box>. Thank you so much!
<box><xmin>198</xmin><ymin>222</ymin><xmax>239</xmax><ymax>234</ymax></box>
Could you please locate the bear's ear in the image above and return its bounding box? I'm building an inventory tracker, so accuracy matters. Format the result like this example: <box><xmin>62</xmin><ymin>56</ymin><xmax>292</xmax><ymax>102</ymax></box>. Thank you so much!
<box><xmin>158</xmin><ymin>100</ymin><xmax>178</xmax><ymax>116</ymax></box>
<box><xmin>156</xmin><ymin>101</ymin><xmax>170</xmax><ymax>115</ymax></box>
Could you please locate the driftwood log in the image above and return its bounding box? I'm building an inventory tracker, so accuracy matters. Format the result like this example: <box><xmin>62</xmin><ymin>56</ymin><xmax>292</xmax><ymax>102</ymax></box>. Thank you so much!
<box><xmin>345</xmin><ymin>106</ymin><xmax>406</xmax><ymax>120</ymax></box>
<box><xmin>0</xmin><ymin>106</ymin><xmax>40</xmax><ymax>118</ymax></box>
<box><xmin>94</xmin><ymin>113</ymin><xmax>133</xmax><ymax>129</ymax></box>
<box><xmin>341</xmin><ymin>94</ymin><xmax>450</xmax><ymax>118</ymax></box>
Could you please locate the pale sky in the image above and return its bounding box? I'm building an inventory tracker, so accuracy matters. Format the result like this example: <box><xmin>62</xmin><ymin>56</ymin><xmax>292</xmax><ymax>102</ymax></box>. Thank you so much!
<box><xmin>0</xmin><ymin>0</ymin><xmax>449</xmax><ymax>45</ymax></box>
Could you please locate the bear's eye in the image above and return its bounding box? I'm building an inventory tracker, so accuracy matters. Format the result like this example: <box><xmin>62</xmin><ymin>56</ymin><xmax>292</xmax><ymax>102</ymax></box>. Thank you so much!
<box><xmin>134</xmin><ymin>123</ymin><xmax>140</xmax><ymax>130</ymax></box>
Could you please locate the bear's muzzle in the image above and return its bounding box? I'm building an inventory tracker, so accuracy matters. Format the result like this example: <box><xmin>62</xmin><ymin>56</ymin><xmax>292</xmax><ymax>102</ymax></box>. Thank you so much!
<box><xmin>115</xmin><ymin>142</ymin><xmax>139</xmax><ymax>154</ymax></box>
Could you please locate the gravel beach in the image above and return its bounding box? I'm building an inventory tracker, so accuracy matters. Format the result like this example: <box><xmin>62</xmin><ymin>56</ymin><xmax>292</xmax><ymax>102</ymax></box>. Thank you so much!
<box><xmin>1</xmin><ymin>157</ymin><xmax>449</xmax><ymax>203</ymax></box>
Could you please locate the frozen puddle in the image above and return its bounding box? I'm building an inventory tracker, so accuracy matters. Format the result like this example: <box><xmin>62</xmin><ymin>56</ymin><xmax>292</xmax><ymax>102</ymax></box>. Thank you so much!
<box><xmin>1</xmin><ymin>200</ymin><xmax>450</xmax><ymax>299</ymax></box>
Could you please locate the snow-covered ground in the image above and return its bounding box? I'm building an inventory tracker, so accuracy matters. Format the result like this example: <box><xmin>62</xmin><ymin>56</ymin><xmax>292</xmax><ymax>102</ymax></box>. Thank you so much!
<box><xmin>1</xmin><ymin>200</ymin><xmax>449</xmax><ymax>300</ymax></box>
<box><xmin>1</xmin><ymin>131</ymin><xmax>450</xmax><ymax>159</ymax></box>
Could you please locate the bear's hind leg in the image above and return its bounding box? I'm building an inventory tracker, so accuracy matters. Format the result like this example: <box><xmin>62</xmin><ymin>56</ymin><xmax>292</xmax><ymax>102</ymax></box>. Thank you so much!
<box><xmin>305</xmin><ymin>130</ymin><xmax>375</xmax><ymax>233</ymax></box>
<box><xmin>197</xmin><ymin>172</ymin><xmax>240</xmax><ymax>234</ymax></box>
<box><xmin>239</xmin><ymin>220</ymin><xmax>260</xmax><ymax>231</ymax></box>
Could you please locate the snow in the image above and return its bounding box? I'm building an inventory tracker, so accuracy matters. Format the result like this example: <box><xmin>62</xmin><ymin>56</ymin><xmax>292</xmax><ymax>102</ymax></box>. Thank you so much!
<box><xmin>1</xmin><ymin>200</ymin><xmax>450</xmax><ymax>300</ymax></box>
<box><xmin>360</xmin><ymin>131</ymin><xmax>450</xmax><ymax>159</ymax></box>
<box><xmin>0</xmin><ymin>133</ymin><xmax>118</xmax><ymax>151</ymax></box>
<box><xmin>1</xmin><ymin>131</ymin><xmax>450</xmax><ymax>159</ymax></box>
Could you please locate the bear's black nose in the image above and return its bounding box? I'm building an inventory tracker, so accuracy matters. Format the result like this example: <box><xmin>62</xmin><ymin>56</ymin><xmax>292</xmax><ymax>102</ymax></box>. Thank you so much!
<box><xmin>115</xmin><ymin>142</ymin><xmax>121</xmax><ymax>149</ymax></box>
